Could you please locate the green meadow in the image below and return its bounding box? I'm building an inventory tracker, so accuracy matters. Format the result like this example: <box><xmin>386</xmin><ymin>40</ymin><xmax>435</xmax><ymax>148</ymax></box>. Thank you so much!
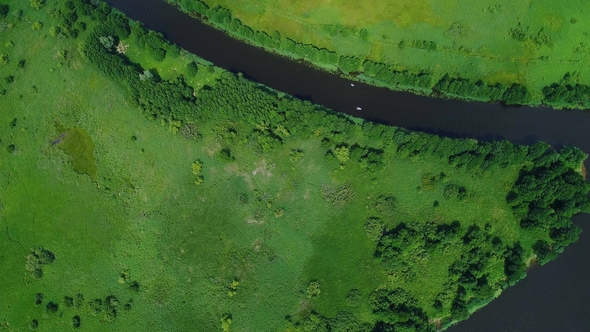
<box><xmin>172</xmin><ymin>0</ymin><xmax>590</xmax><ymax>107</ymax></box>
<box><xmin>0</xmin><ymin>1</ymin><xmax>588</xmax><ymax>331</ymax></box>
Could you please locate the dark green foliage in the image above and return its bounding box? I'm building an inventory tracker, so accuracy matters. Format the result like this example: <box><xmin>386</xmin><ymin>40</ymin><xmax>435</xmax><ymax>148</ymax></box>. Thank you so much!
<box><xmin>64</xmin><ymin>296</ymin><xmax>74</xmax><ymax>307</ymax></box>
<box><xmin>89</xmin><ymin>299</ymin><xmax>102</xmax><ymax>315</ymax></box>
<box><xmin>504</xmin><ymin>243</ymin><xmax>526</xmax><ymax>285</ymax></box>
<box><xmin>413</xmin><ymin>40</ymin><xmax>437</xmax><ymax>51</ymax></box>
<box><xmin>339</xmin><ymin>56</ymin><xmax>362</xmax><ymax>74</ymax></box>
<box><xmin>91</xmin><ymin>1</ymin><xmax>111</xmax><ymax>21</ymax></box>
<box><xmin>85</xmin><ymin>19</ymin><xmax>196</xmax><ymax>120</ymax></box>
<box><xmin>35</xmin><ymin>293</ymin><xmax>44</xmax><ymax>305</ymax></box>
<box><xmin>186</xmin><ymin>61</ymin><xmax>198</xmax><ymax>77</ymax></box>
<box><xmin>353</xmin><ymin>146</ymin><xmax>384</xmax><ymax>171</ymax></box>
<box><xmin>74</xmin><ymin>293</ymin><xmax>84</xmax><ymax>307</ymax></box>
<box><xmin>550</xmin><ymin>225</ymin><xmax>582</xmax><ymax>247</ymax></box>
<box><xmin>296</xmin><ymin>311</ymin><xmax>370</xmax><ymax>332</ymax></box>
<box><xmin>46</xmin><ymin>301</ymin><xmax>59</xmax><ymax>313</ymax></box>
<box><xmin>47</xmin><ymin>0</ymin><xmax>96</xmax><ymax>39</ymax></box>
<box><xmin>107</xmin><ymin>11</ymin><xmax>131</xmax><ymax>39</ymax></box>
<box><xmin>370</xmin><ymin>288</ymin><xmax>432</xmax><ymax>332</ymax></box>
<box><xmin>443</xmin><ymin>184</ymin><xmax>467</xmax><ymax>200</ymax></box>
<box><xmin>362</xmin><ymin>60</ymin><xmax>432</xmax><ymax>89</ymax></box>
<box><xmin>508</xmin><ymin>146</ymin><xmax>590</xmax><ymax>251</ymax></box>
<box><xmin>531</xmin><ymin>240</ymin><xmax>559</xmax><ymax>265</ymax></box>
<box><xmin>25</xmin><ymin>247</ymin><xmax>55</xmax><ymax>279</ymax></box>
<box><xmin>0</xmin><ymin>5</ymin><xmax>8</xmax><ymax>19</ymax></box>
<box><xmin>542</xmin><ymin>82</ymin><xmax>590</xmax><ymax>108</ymax></box>
<box><xmin>218</xmin><ymin>148</ymin><xmax>234</xmax><ymax>162</ymax></box>
<box><xmin>376</xmin><ymin>221</ymin><xmax>462</xmax><ymax>271</ymax></box>
<box><xmin>72</xmin><ymin>315</ymin><xmax>81</xmax><ymax>328</ymax></box>
<box><xmin>29</xmin><ymin>319</ymin><xmax>39</xmax><ymax>330</ymax></box>
<box><xmin>502</xmin><ymin>83</ymin><xmax>529</xmax><ymax>105</ymax></box>
<box><xmin>329</xmin><ymin>311</ymin><xmax>373</xmax><ymax>332</ymax></box>
<box><xmin>175</xmin><ymin>0</ymin><xmax>209</xmax><ymax>15</ymax></box>
<box><xmin>435</xmin><ymin>74</ymin><xmax>506</xmax><ymax>101</ymax></box>
<box><xmin>129</xmin><ymin>281</ymin><xmax>140</xmax><ymax>292</ymax></box>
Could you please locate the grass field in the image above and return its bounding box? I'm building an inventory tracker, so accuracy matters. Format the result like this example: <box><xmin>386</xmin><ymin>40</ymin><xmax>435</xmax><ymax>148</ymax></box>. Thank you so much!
<box><xmin>187</xmin><ymin>0</ymin><xmax>590</xmax><ymax>104</ymax></box>
<box><xmin>0</xmin><ymin>1</ymin><xmax>584</xmax><ymax>331</ymax></box>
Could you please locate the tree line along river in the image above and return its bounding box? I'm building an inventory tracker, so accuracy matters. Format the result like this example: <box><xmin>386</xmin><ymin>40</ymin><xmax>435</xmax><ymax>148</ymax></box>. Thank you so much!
<box><xmin>105</xmin><ymin>1</ymin><xmax>590</xmax><ymax>330</ymax></box>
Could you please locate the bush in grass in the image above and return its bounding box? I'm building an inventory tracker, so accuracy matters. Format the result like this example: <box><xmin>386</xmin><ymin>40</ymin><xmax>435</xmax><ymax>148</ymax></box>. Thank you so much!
<box><xmin>306</xmin><ymin>280</ymin><xmax>321</xmax><ymax>298</ymax></box>
<box><xmin>72</xmin><ymin>315</ymin><xmax>81</xmax><ymax>328</ymax></box>
<box><xmin>186</xmin><ymin>61</ymin><xmax>198</xmax><ymax>77</ymax></box>
<box><xmin>30</xmin><ymin>0</ymin><xmax>45</xmax><ymax>10</ymax></box>
<box><xmin>25</xmin><ymin>247</ymin><xmax>55</xmax><ymax>279</ymax></box>
<box><xmin>0</xmin><ymin>5</ymin><xmax>9</xmax><ymax>19</ymax></box>
<box><xmin>364</xmin><ymin>218</ymin><xmax>384</xmax><ymax>242</ymax></box>
<box><xmin>333</xmin><ymin>145</ymin><xmax>350</xmax><ymax>163</ymax></box>
<box><xmin>218</xmin><ymin>148</ymin><xmax>234</xmax><ymax>162</ymax></box>
<box><xmin>45</xmin><ymin>301</ymin><xmax>58</xmax><ymax>313</ymax></box>
<box><xmin>443</xmin><ymin>184</ymin><xmax>467</xmax><ymax>200</ymax></box>
<box><xmin>221</xmin><ymin>314</ymin><xmax>232</xmax><ymax>332</ymax></box>
<box><xmin>35</xmin><ymin>293</ymin><xmax>44</xmax><ymax>305</ymax></box>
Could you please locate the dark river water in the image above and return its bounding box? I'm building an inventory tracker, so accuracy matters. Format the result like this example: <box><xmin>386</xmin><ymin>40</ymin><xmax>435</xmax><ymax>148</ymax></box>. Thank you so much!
<box><xmin>106</xmin><ymin>1</ymin><xmax>590</xmax><ymax>330</ymax></box>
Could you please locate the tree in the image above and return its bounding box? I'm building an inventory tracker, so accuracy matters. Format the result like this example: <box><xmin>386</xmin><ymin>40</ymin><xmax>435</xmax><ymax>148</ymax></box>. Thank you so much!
<box><xmin>334</xmin><ymin>145</ymin><xmax>350</xmax><ymax>163</ymax></box>
<box><xmin>186</xmin><ymin>61</ymin><xmax>198</xmax><ymax>77</ymax></box>
<box><xmin>191</xmin><ymin>160</ymin><xmax>202</xmax><ymax>175</ymax></box>
<box><xmin>0</xmin><ymin>5</ymin><xmax>8</xmax><ymax>18</ymax></box>
<box><xmin>502</xmin><ymin>83</ymin><xmax>529</xmax><ymax>105</ymax></box>
<box><xmin>306</xmin><ymin>281</ymin><xmax>321</xmax><ymax>298</ymax></box>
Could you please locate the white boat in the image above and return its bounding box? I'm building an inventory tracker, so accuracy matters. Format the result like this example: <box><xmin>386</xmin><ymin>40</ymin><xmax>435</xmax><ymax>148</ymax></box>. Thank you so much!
<box><xmin>350</xmin><ymin>83</ymin><xmax>355</xmax><ymax>87</ymax></box>
<box><xmin>356</xmin><ymin>107</ymin><xmax>362</xmax><ymax>111</ymax></box>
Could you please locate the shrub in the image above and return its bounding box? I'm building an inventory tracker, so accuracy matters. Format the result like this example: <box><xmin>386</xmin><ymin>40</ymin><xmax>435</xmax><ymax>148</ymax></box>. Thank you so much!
<box><xmin>0</xmin><ymin>5</ymin><xmax>8</xmax><ymax>18</ymax></box>
<box><xmin>186</xmin><ymin>61</ymin><xmax>198</xmax><ymax>77</ymax></box>
<box><xmin>30</xmin><ymin>0</ymin><xmax>45</xmax><ymax>10</ymax></box>
<box><xmin>306</xmin><ymin>280</ymin><xmax>321</xmax><ymax>298</ymax></box>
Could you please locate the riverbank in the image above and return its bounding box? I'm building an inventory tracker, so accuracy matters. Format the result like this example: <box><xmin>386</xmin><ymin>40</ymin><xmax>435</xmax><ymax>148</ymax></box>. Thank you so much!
<box><xmin>166</xmin><ymin>0</ymin><xmax>590</xmax><ymax>110</ymax></box>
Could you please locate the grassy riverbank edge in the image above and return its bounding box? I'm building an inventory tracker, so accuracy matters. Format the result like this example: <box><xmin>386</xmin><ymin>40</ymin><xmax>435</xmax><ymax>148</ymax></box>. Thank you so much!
<box><xmin>165</xmin><ymin>0</ymin><xmax>590</xmax><ymax>110</ymax></box>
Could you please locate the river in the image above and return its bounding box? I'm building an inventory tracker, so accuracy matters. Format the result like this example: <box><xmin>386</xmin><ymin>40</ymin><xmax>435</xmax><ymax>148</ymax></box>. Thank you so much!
<box><xmin>105</xmin><ymin>1</ymin><xmax>590</xmax><ymax>330</ymax></box>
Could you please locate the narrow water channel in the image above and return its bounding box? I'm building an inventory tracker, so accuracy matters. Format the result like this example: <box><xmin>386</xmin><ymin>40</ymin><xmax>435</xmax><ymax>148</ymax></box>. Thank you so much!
<box><xmin>106</xmin><ymin>1</ymin><xmax>590</xmax><ymax>330</ymax></box>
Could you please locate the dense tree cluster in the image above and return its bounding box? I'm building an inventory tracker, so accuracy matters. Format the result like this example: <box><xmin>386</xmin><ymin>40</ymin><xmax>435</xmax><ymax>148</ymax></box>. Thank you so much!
<box><xmin>507</xmin><ymin>146</ymin><xmax>590</xmax><ymax>250</ymax></box>
<box><xmin>363</xmin><ymin>60</ymin><xmax>433</xmax><ymax>89</ymax></box>
<box><xmin>542</xmin><ymin>82</ymin><xmax>590</xmax><ymax>108</ymax></box>
<box><xmin>293</xmin><ymin>311</ymin><xmax>372</xmax><ymax>332</ymax></box>
<box><xmin>83</xmin><ymin>12</ymin><xmax>196</xmax><ymax>120</ymax></box>
<box><xmin>370</xmin><ymin>288</ymin><xmax>432</xmax><ymax>332</ymax></box>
